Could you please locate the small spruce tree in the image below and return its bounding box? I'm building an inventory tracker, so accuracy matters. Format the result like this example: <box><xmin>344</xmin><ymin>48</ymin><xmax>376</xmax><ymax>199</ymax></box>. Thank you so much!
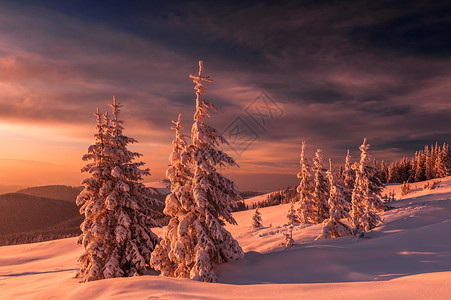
<box><xmin>286</xmin><ymin>201</ymin><xmax>300</xmax><ymax>225</ymax></box>
<box><xmin>281</xmin><ymin>226</ymin><xmax>294</xmax><ymax>248</ymax></box>
<box><xmin>401</xmin><ymin>181</ymin><xmax>411</xmax><ymax>196</ymax></box>
<box><xmin>252</xmin><ymin>208</ymin><xmax>263</xmax><ymax>228</ymax></box>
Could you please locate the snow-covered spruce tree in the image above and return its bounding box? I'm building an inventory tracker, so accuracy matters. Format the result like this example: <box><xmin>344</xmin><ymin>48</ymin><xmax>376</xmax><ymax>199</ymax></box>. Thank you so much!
<box><xmin>317</xmin><ymin>159</ymin><xmax>351</xmax><ymax>239</ymax></box>
<box><xmin>76</xmin><ymin>97</ymin><xmax>161</xmax><ymax>282</ymax></box>
<box><xmin>312</xmin><ymin>149</ymin><xmax>329</xmax><ymax>223</ymax></box>
<box><xmin>297</xmin><ymin>141</ymin><xmax>316</xmax><ymax>224</ymax></box>
<box><xmin>425</xmin><ymin>145</ymin><xmax>434</xmax><ymax>180</ymax></box>
<box><xmin>281</xmin><ymin>226</ymin><xmax>294</xmax><ymax>248</ymax></box>
<box><xmin>286</xmin><ymin>201</ymin><xmax>300</xmax><ymax>225</ymax></box>
<box><xmin>189</xmin><ymin>61</ymin><xmax>244</xmax><ymax>282</ymax></box>
<box><xmin>150</xmin><ymin>113</ymin><xmax>195</xmax><ymax>278</ymax></box>
<box><xmin>414</xmin><ymin>151</ymin><xmax>427</xmax><ymax>182</ymax></box>
<box><xmin>252</xmin><ymin>208</ymin><xmax>263</xmax><ymax>228</ymax></box>
<box><xmin>436</xmin><ymin>143</ymin><xmax>451</xmax><ymax>178</ymax></box>
<box><xmin>350</xmin><ymin>138</ymin><xmax>385</xmax><ymax>236</ymax></box>
<box><xmin>159</xmin><ymin>61</ymin><xmax>243</xmax><ymax>283</ymax></box>
<box><xmin>342</xmin><ymin>150</ymin><xmax>355</xmax><ymax>203</ymax></box>
<box><xmin>76</xmin><ymin>108</ymin><xmax>108</xmax><ymax>281</ymax></box>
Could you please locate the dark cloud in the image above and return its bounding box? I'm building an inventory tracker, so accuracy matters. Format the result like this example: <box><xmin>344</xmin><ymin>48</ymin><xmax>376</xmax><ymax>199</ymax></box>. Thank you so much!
<box><xmin>0</xmin><ymin>0</ymin><xmax>450</xmax><ymax>190</ymax></box>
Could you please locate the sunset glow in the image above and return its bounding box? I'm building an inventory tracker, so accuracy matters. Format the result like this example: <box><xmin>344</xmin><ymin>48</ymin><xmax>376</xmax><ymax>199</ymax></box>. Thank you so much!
<box><xmin>0</xmin><ymin>1</ymin><xmax>450</xmax><ymax>192</ymax></box>
<box><xmin>1</xmin><ymin>2</ymin><xmax>451</xmax><ymax>299</ymax></box>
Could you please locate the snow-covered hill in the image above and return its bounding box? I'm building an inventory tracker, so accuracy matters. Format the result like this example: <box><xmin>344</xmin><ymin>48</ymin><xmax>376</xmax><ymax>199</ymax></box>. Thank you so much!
<box><xmin>1</xmin><ymin>177</ymin><xmax>451</xmax><ymax>299</ymax></box>
<box><xmin>145</xmin><ymin>180</ymin><xmax>170</xmax><ymax>195</ymax></box>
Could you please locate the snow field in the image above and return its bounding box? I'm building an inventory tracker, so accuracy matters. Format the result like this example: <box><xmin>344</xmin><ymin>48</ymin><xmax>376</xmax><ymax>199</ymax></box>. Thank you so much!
<box><xmin>1</xmin><ymin>177</ymin><xmax>451</xmax><ymax>299</ymax></box>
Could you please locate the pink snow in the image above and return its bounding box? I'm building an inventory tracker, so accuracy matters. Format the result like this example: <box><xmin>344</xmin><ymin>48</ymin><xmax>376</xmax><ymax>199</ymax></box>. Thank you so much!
<box><xmin>1</xmin><ymin>177</ymin><xmax>451</xmax><ymax>299</ymax></box>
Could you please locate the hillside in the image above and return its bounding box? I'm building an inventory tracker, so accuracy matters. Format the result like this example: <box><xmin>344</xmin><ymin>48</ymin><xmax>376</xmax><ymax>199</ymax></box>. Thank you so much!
<box><xmin>0</xmin><ymin>184</ymin><xmax>167</xmax><ymax>245</ymax></box>
<box><xmin>16</xmin><ymin>184</ymin><xmax>165</xmax><ymax>205</ymax></box>
<box><xmin>0</xmin><ymin>193</ymin><xmax>80</xmax><ymax>235</ymax></box>
<box><xmin>0</xmin><ymin>177</ymin><xmax>450</xmax><ymax>299</ymax></box>
<box><xmin>16</xmin><ymin>185</ymin><xmax>83</xmax><ymax>203</ymax></box>
<box><xmin>0</xmin><ymin>185</ymin><xmax>28</xmax><ymax>195</ymax></box>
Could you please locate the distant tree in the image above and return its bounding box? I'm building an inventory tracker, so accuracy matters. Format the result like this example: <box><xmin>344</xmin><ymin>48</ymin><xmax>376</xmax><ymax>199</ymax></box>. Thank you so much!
<box><xmin>252</xmin><ymin>208</ymin><xmax>263</xmax><ymax>228</ymax></box>
<box><xmin>382</xmin><ymin>190</ymin><xmax>396</xmax><ymax>203</ymax></box>
<box><xmin>400</xmin><ymin>181</ymin><xmax>411</xmax><ymax>196</ymax></box>
<box><xmin>436</xmin><ymin>143</ymin><xmax>451</xmax><ymax>178</ymax></box>
<box><xmin>398</xmin><ymin>157</ymin><xmax>412</xmax><ymax>183</ymax></box>
<box><xmin>350</xmin><ymin>138</ymin><xmax>385</xmax><ymax>235</ymax></box>
<box><xmin>318</xmin><ymin>159</ymin><xmax>351</xmax><ymax>239</ymax></box>
<box><xmin>296</xmin><ymin>141</ymin><xmax>316</xmax><ymax>224</ymax></box>
<box><xmin>409</xmin><ymin>154</ymin><xmax>417</xmax><ymax>182</ymax></box>
<box><xmin>414</xmin><ymin>151</ymin><xmax>427</xmax><ymax>182</ymax></box>
<box><xmin>425</xmin><ymin>145</ymin><xmax>434</xmax><ymax>180</ymax></box>
<box><xmin>76</xmin><ymin>98</ymin><xmax>161</xmax><ymax>282</ymax></box>
<box><xmin>312</xmin><ymin>149</ymin><xmax>329</xmax><ymax>223</ymax></box>
<box><xmin>342</xmin><ymin>150</ymin><xmax>354</xmax><ymax>203</ymax></box>
<box><xmin>379</xmin><ymin>160</ymin><xmax>388</xmax><ymax>184</ymax></box>
<box><xmin>380</xmin><ymin>142</ymin><xmax>451</xmax><ymax>184</ymax></box>
<box><xmin>281</xmin><ymin>225</ymin><xmax>294</xmax><ymax>248</ymax></box>
<box><xmin>286</xmin><ymin>201</ymin><xmax>300</xmax><ymax>225</ymax></box>
<box><xmin>252</xmin><ymin>186</ymin><xmax>297</xmax><ymax>209</ymax></box>
<box><xmin>444</xmin><ymin>143</ymin><xmax>451</xmax><ymax>176</ymax></box>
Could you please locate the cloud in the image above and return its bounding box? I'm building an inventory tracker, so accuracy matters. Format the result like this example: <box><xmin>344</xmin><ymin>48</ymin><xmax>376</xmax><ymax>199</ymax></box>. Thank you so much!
<box><xmin>0</xmin><ymin>1</ymin><xmax>450</xmax><ymax>189</ymax></box>
<box><xmin>0</xmin><ymin>158</ymin><xmax>84</xmax><ymax>186</ymax></box>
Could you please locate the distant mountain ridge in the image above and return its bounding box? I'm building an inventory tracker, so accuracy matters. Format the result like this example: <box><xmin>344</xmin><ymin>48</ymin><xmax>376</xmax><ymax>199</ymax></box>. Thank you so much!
<box><xmin>0</xmin><ymin>193</ymin><xmax>80</xmax><ymax>235</ymax></box>
<box><xmin>17</xmin><ymin>185</ymin><xmax>83</xmax><ymax>203</ymax></box>
<box><xmin>0</xmin><ymin>184</ymin><xmax>167</xmax><ymax>246</ymax></box>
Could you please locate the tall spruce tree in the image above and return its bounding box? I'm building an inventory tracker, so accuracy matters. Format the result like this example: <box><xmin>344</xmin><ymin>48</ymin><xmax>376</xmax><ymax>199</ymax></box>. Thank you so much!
<box><xmin>312</xmin><ymin>149</ymin><xmax>329</xmax><ymax>223</ymax></box>
<box><xmin>76</xmin><ymin>98</ymin><xmax>161</xmax><ymax>282</ymax></box>
<box><xmin>415</xmin><ymin>151</ymin><xmax>427</xmax><ymax>182</ymax></box>
<box><xmin>318</xmin><ymin>159</ymin><xmax>351</xmax><ymax>239</ymax></box>
<box><xmin>350</xmin><ymin>138</ymin><xmax>385</xmax><ymax>235</ymax></box>
<box><xmin>425</xmin><ymin>145</ymin><xmax>434</xmax><ymax>180</ymax></box>
<box><xmin>150</xmin><ymin>114</ymin><xmax>196</xmax><ymax>278</ymax></box>
<box><xmin>152</xmin><ymin>61</ymin><xmax>244</xmax><ymax>283</ymax></box>
<box><xmin>379</xmin><ymin>160</ymin><xmax>388</xmax><ymax>184</ymax></box>
<box><xmin>436</xmin><ymin>143</ymin><xmax>451</xmax><ymax>178</ymax></box>
<box><xmin>297</xmin><ymin>141</ymin><xmax>316</xmax><ymax>224</ymax></box>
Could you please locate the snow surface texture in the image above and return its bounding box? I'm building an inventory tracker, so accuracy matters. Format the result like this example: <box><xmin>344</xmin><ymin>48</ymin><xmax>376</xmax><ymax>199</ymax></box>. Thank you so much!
<box><xmin>2</xmin><ymin>177</ymin><xmax>451</xmax><ymax>299</ymax></box>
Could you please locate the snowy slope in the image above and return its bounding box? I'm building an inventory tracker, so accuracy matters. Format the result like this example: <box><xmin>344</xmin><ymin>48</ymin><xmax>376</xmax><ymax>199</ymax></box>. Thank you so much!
<box><xmin>1</xmin><ymin>177</ymin><xmax>451</xmax><ymax>299</ymax></box>
<box><xmin>145</xmin><ymin>180</ymin><xmax>170</xmax><ymax>195</ymax></box>
<box><xmin>242</xmin><ymin>192</ymin><xmax>272</xmax><ymax>207</ymax></box>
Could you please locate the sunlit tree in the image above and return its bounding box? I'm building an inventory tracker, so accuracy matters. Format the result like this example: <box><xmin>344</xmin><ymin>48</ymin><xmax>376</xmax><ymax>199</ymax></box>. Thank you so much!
<box><xmin>150</xmin><ymin>113</ymin><xmax>196</xmax><ymax>278</ymax></box>
<box><xmin>351</xmin><ymin>138</ymin><xmax>385</xmax><ymax>235</ymax></box>
<box><xmin>76</xmin><ymin>97</ymin><xmax>160</xmax><ymax>282</ymax></box>
<box><xmin>312</xmin><ymin>149</ymin><xmax>329</xmax><ymax>223</ymax></box>
<box><xmin>152</xmin><ymin>61</ymin><xmax>243</xmax><ymax>283</ymax></box>
<box><xmin>318</xmin><ymin>159</ymin><xmax>351</xmax><ymax>239</ymax></box>
<box><xmin>296</xmin><ymin>141</ymin><xmax>316</xmax><ymax>223</ymax></box>
<box><xmin>252</xmin><ymin>208</ymin><xmax>263</xmax><ymax>228</ymax></box>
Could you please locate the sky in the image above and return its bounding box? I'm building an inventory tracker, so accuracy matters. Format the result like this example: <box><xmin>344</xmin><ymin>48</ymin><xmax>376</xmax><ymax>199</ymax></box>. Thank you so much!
<box><xmin>0</xmin><ymin>0</ymin><xmax>450</xmax><ymax>192</ymax></box>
